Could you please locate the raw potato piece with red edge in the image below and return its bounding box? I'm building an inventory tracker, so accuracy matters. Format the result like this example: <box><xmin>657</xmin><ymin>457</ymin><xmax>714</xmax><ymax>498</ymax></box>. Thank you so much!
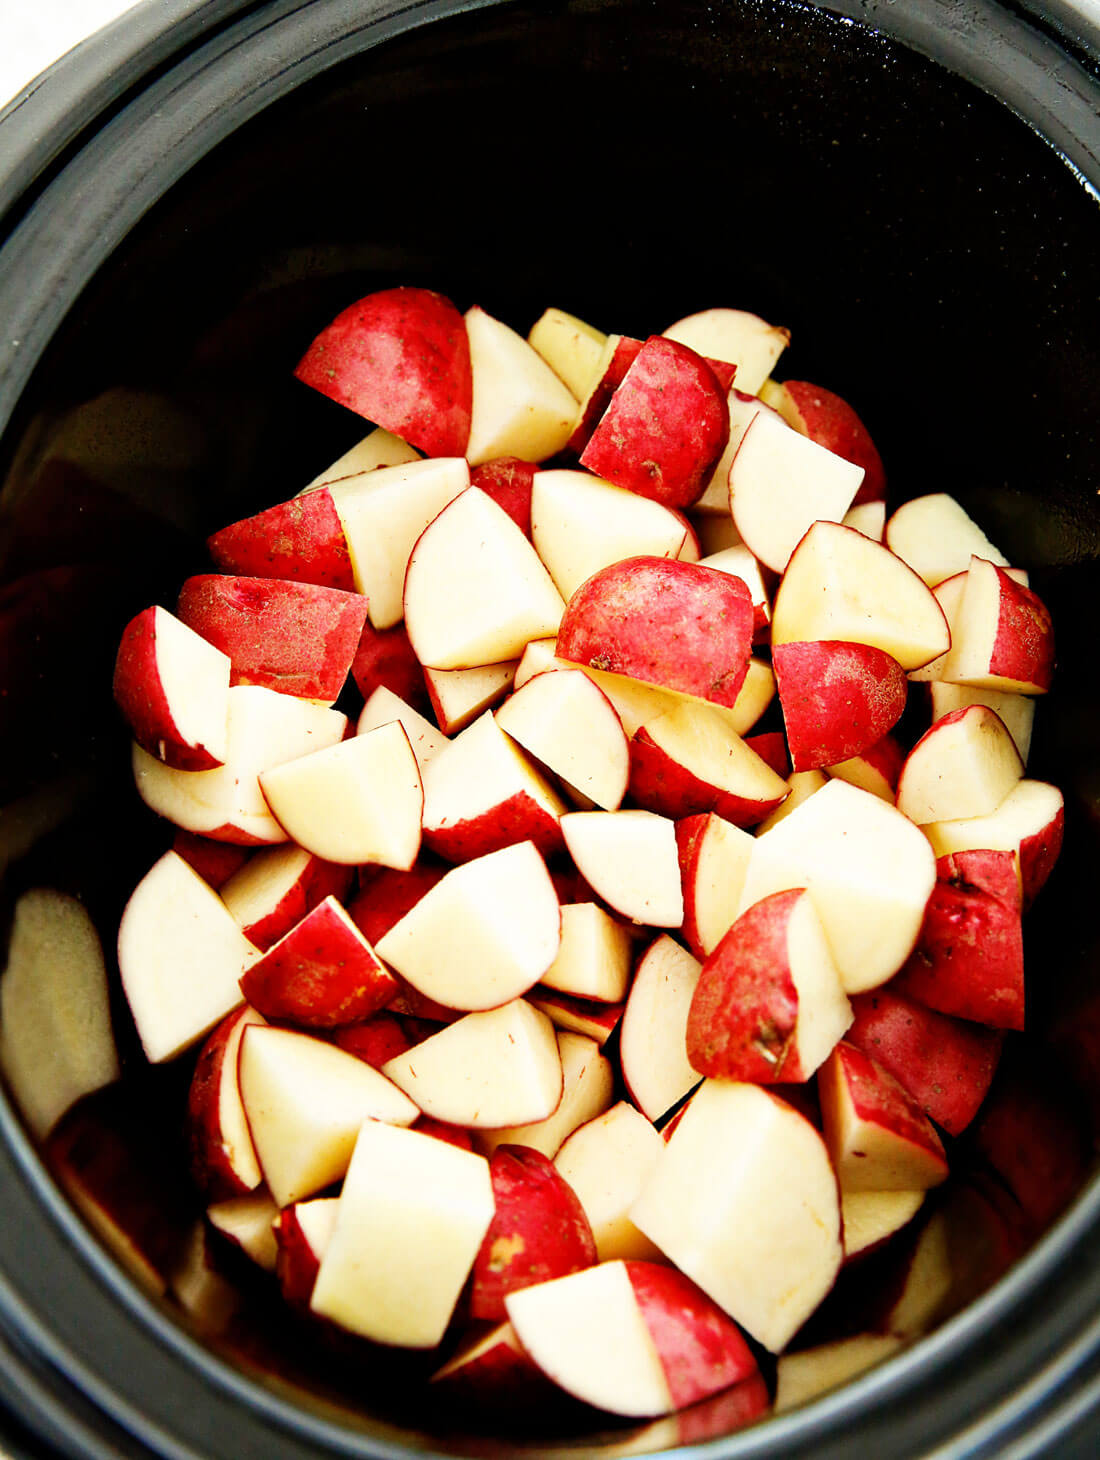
<box><xmin>113</xmin><ymin>606</ymin><xmax>231</xmax><ymax>770</ymax></box>
<box><xmin>275</xmin><ymin>1198</ymin><xmax>339</xmax><ymax>1307</ymax></box>
<box><xmin>579</xmin><ymin>336</ymin><xmax>730</xmax><ymax>509</ymax></box>
<box><xmin>186</xmin><ymin>1005</ymin><xmax>265</xmax><ymax>1201</ymax></box>
<box><xmin>686</xmin><ymin>888</ymin><xmax>852</xmax><ymax>1084</ymax></box>
<box><xmin>293</xmin><ymin>286</ymin><xmax>473</xmax><ymax>458</ymax></box>
<box><xmin>381</xmin><ymin>999</ymin><xmax>563</xmax><ymax>1130</ymax></box>
<box><xmin>530</xmin><ymin>468</ymin><xmax>689</xmax><ymax>602</ymax></box>
<box><xmin>259</xmin><ymin>720</ymin><xmax>423</xmax><ymax>868</ymax></box>
<box><xmin>845</xmin><ymin>987</ymin><xmax>1002</xmax><ymax>1136</ymax></box>
<box><xmin>219</xmin><ymin>844</ymin><xmax>351</xmax><ymax>951</ymax></box>
<box><xmin>429</xmin><ymin>1320</ymin><xmax>553</xmax><ymax>1408</ymax></box>
<box><xmin>527</xmin><ymin>307</ymin><xmax>607</xmax><ymax>399</ymax></box>
<box><xmin>728</xmin><ymin>410</ymin><xmax>863</xmax><ymax>573</ymax></box>
<box><xmin>566</xmin><ymin>334</ymin><xmax>643</xmax><ymax>454</ymax></box>
<box><xmin>893</xmin><ymin>849</ymin><xmax>1025</xmax><ymax>1030</ymax></box>
<box><xmin>117</xmin><ymin>850</ymin><xmax>262</xmax><ymax>1064</ymax></box>
<box><xmin>350</xmin><ymin>620</ymin><xmax>428</xmax><ymax>711</ymax></box>
<box><xmin>556</xmin><ymin>556</ymin><xmax>754</xmax><ymax>710</ymax></box>
<box><xmin>826</xmin><ymin>733</ymin><xmax>905</xmax><ymax>802</ymax></box>
<box><xmin>619</xmin><ymin>935</ymin><xmax>703</xmax><ymax>1122</ymax></box>
<box><xmin>237</xmin><ymin>1023</ymin><xmax>418</xmax><ymax>1207</ymax></box>
<box><xmin>561</xmin><ymin>810</ymin><xmax>684</xmax><ymax>928</ymax></box>
<box><xmin>884</xmin><ymin>493</ymin><xmax>1008</xmax><ymax>587</ymax></box>
<box><xmin>773</xmin><ymin>640</ymin><xmax>907</xmax><ymax>773</ymax></box>
<box><xmin>941</xmin><ymin>556</ymin><xmax>1055</xmax><ymax>694</ymax></box>
<box><xmin>505</xmin><ymin>1258</ymin><xmax>759</xmax><ymax>1419</ymax></box>
<box><xmin>736</xmin><ymin>779</ymin><xmax>937</xmax><ymax>994</ymax></box>
<box><xmin>206</xmin><ymin>490</ymin><xmax>356</xmax><ymax>592</ymax></box>
<box><xmin>763</xmin><ymin>379</ymin><xmax>887</xmax><ymax>506</ymax></box>
<box><xmin>206</xmin><ymin>1190</ymin><xmax>279</xmax><ymax>1272</ymax></box>
<box><xmin>299</xmin><ymin>426</ymin><xmax>420</xmax><ymax>493</ymax></box>
<box><xmin>554</xmin><ymin>1102</ymin><xmax>665</xmax><ymax>1263</ymax></box>
<box><xmin>176</xmin><ymin>575</ymin><xmax>368</xmax><ymax>703</ymax></box>
<box><xmin>631</xmin><ymin>1079</ymin><xmax>842</xmax><ymax>1353</ymax></box>
<box><xmin>403</xmin><ymin>488</ymin><xmax>565</xmax><ymax>670</ymax></box>
<box><xmin>540</xmin><ymin>903</ymin><xmax>633</xmax><ymax>1002</ymax></box>
<box><xmin>922</xmin><ymin>777</ymin><xmax>1064</xmax><ymax>909</ymax></box>
<box><xmin>474</xmin><ymin>1029</ymin><xmax>614</xmax><ymax>1159</ymax></box>
<box><xmin>327</xmin><ymin>456</ymin><xmax>469</xmax><ymax>629</ymax></box>
<box><xmin>239</xmin><ymin>896</ymin><xmax>397</xmax><ymax>1027</ymax></box>
<box><xmin>375</xmin><ymin>842</ymin><xmax>561</xmax><ymax>1011</ymax></box>
<box><xmin>356</xmin><ymin>685</ymin><xmax>448</xmax><ymax>772</ymax></box>
<box><xmin>311</xmin><ymin>1120</ymin><xmax>494</xmax><ymax>1348</ymax></box>
<box><xmin>697</xmin><ymin>545</ymin><xmax>771</xmax><ymax>637</ymax></box>
<box><xmin>818</xmin><ymin>1042</ymin><xmax>949</xmax><ymax>1192</ymax></box>
<box><xmin>465</xmin><ymin>305</ymin><xmax>578</xmax><ymax>466</ymax></box>
<box><xmin>676</xmin><ymin>812</ymin><xmax>755</xmax><ymax>959</ymax></box>
<box><xmin>928</xmin><ymin>681</ymin><xmax>1035</xmax><ymax>767</ymax></box>
<box><xmin>132</xmin><ymin>685</ymin><xmax>347</xmax><ymax>846</ymax></box>
<box><xmin>468</xmin><ymin>1145</ymin><xmax>598</xmax><ymax>1321</ymax></box>
<box><xmin>771</xmin><ymin>521</ymin><xmax>951</xmax><ymax>672</ymax></box>
<box><xmin>470</xmin><ymin>457</ymin><xmax>536</xmax><ymax>536</ymax></box>
<box><xmin>895</xmin><ymin>704</ymin><xmax>1023</xmax><ymax>825</ymax></box>
<box><xmin>628</xmin><ymin>701</ymin><xmax>789</xmax><ymax>828</ymax></box>
<box><xmin>693</xmin><ymin>389</ymin><xmax>785</xmax><ymax>514</ymax></box>
<box><xmin>0</xmin><ymin>889</ymin><xmax>119</xmax><ymax>1141</ymax></box>
<box><xmin>420</xmin><ymin>710</ymin><xmax>566</xmax><ymax>863</ymax></box>
<box><xmin>424</xmin><ymin>660</ymin><xmax>519</xmax><ymax>735</ymax></box>
<box><xmin>495</xmin><ymin>668</ymin><xmax>629</xmax><ymax>812</ymax></box>
<box><xmin>662</xmin><ymin>307</ymin><xmax>789</xmax><ymax>395</ymax></box>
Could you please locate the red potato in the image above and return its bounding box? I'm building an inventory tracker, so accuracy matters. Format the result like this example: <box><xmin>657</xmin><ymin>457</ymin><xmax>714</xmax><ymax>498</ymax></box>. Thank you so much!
<box><xmin>765</xmin><ymin>379</ymin><xmax>887</xmax><ymax>506</ymax></box>
<box><xmin>895</xmin><ymin>703</ymin><xmax>1024</xmax><ymax>825</ymax></box>
<box><xmin>662</xmin><ymin>307</ymin><xmax>789</xmax><ymax>395</ymax></box>
<box><xmin>743</xmin><ymin>730</ymin><xmax>789</xmax><ymax>779</ymax></box>
<box><xmin>349</xmin><ymin>619</ymin><xmax>428</xmax><ymax>711</ymax></box>
<box><xmin>697</xmin><ymin>544</ymin><xmax>771</xmax><ymax>635</ymax></box>
<box><xmin>846</xmin><ymin>987</ymin><xmax>1003</xmax><ymax>1136</ymax></box>
<box><xmin>419</xmin><ymin>710</ymin><xmax>567</xmax><ymax>864</ymax></box>
<box><xmin>274</xmin><ymin>1197</ymin><xmax>339</xmax><ymax>1307</ymax></box>
<box><xmin>825</xmin><ymin>733</ymin><xmax>904</xmax><ymax>802</ymax></box>
<box><xmin>430</xmin><ymin>1321</ymin><xmax>555</xmax><ymax>1410</ymax></box>
<box><xmin>424</xmin><ymin>659</ymin><xmax>519</xmax><ymax>735</ymax></box>
<box><xmin>186</xmin><ymin>1005</ymin><xmax>265</xmax><ymax>1201</ymax></box>
<box><xmin>374</xmin><ymin>842</ymin><xmax>561</xmax><ymax>1012</ymax></box>
<box><xmin>693</xmin><ymin>388</ymin><xmax>786</xmax><ymax>515</ymax></box>
<box><xmin>356</xmin><ymin>686</ymin><xmax>448</xmax><ymax>772</ymax></box>
<box><xmin>628</xmin><ymin>702</ymin><xmax>789</xmax><ymax>827</ymax></box>
<box><xmin>619</xmin><ymin>935</ymin><xmax>704</xmax><ymax>1123</ymax></box>
<box><xmin>773</xmin><ymin>640</ymin><xmax>907</xmax><ymax>773</ymax></box>
<box><xmin>561</xmin><ymin>809</ymin><xmax>684</xmax><ymax>929</ymax></box>
<box><xmin>239</xmin><ymin>896</ymin><xmax>398</xmax><ymax>1027</ymax></box>
<box><xmin>333</xmin><ymin>1011</ymin><xmax>413</xmax><ymax>1069</ymax></box>
<box><xmin>841</xmin><ymin>1189</ymin><xmax>926</xmax><ymax>1261</ymax></box>
<box><xmin>474</xmin><ymin>1030</ymin><xmax>614</xmax><ymax>1161</ymax></box>
<box><xmin>884</xmin><ymin>492</ymin><xmax>1008</xmax><ymax>586</ymax></box>
<box><xmin>942</xmin><ymin>556</ymin><xmax>1055</xmax><ymax>694</ymax></box>
<box><xmin>675</xmin><ymin>812</ymin><xmax>754</xmax><ymax>960</ymax></box>
<box><xmin>346</xmin><ymin>858</ymin><xmax>449</xmax><ymax>945</ymax></box>
<box><xmin>171</xmin><ymin>831</ymin><xmax>251</xmax><ymax>891</ymax></box>
<box><xmin>818</xmin><ymin>1042</ymin><xmax>949</xmax><ymax>1192</ymax></box>
<box><xmin>566</xmin><ymin>333</ymin><xmax>643</xmax><ymax>453</ymax></box>
<box><xmin>176</xmin><ymin>574</ymin><xmax>368</xmax><ymax>703</ymax></box>
<box><xmin>539</xmin><ymin>903</ymin><xmax>633</xmax><ymax>1003</ymax></box>
<box><xmin>527</xmin><ymin>306</ymin><xmax>608</xmax><ymax>399</ymax></box>
<box><xmin>299</xmin><ymin>425</ymin><xmax>420</xmax><ymax>492</ymax></box>
<box><xmin>893</xmin><ymin>849</ymin><xmax>1024</xmax><ymax>1030</ymax></box>
<box><xmin>527</xmin><ymin>989</ymin><xmax>625</xmax><ymax>1046</ymax></box>
<box><xmin>922</xmin><ymin>777</ymin><xmax>1064</xmax><ymax>909</ymax></box>
<box><xmin>206</xmin><ymin>488</ymin><xmax>355</xmax><ymax>592</ymax></box>
<box><xmin>774</xmin><ymin>1334</ymin><xmax>903</xmax><ymax>1412</ymax></box>
<box><xmin>219</xmin><ymin>844</ymin><xmax>352</xmax><ymax>951</ymax></box>
<box><xmin>464</xmin><ymin>305</ymin><xmax>579</xmax><ymax>465</ymax></box>
<box><xmin>580</xmin><ymin>336</ymin><xmax>730</xmax><ymax>509</ymax></box>
<box><xmin>206</xmin><ymin>1190</ymin><xmax>279</xmax><ymax>1273</ymax></box>
<box><xmin>756</xmin><ymin>768</ymin><xmax>827</xmax><ymax>834</ymax></box>
<box><xmin>469</xmin><ymin>456</ymin><xmax>536</xmax><ymax>535</ymax></box>
<box><xmin>843</xmin><ymin>499</ymin><xmax>887</xmax><ymax>541</ymax></box>
<box><xmin>928</xmin><ymin>680</ymin><xmax>1035</xmax><ymax>766</ymax></box>
<box><xmin>686</xmin><ymin>888</ymin><xmax>851</xmax><ymax>1084</ymax></box>
<box><xmin>113</xmin><ymin>605</ymin><xmax>231</xmax><ymax>770</ymax></box>
<box><xmin>556</xmin><ymin>556</ymin><xmax>754</xmax><ymax>710</ymax></box>
<box><xmin>495</xmin><ymin>668</ymin><xmax>630</xmax><ymax>812</ymax></box>
<box><xmin>728</xmin><ymin>410</ymin><xmax>864</xmax><ymax>573</ymax></box>
<box><xmin>554</xmin><ymin>1102</ymin><xmax>665</xmax><ymax>1263</ymax></box>
<box><xmin>468</xmin><ymin>1145</ymin><xmax>598</xmax><ymax>1321</ymax></box>
<box><xmin>294</xmin><ymin>286</ymin><xmax>473</xmax><ymax>457</ymax></box>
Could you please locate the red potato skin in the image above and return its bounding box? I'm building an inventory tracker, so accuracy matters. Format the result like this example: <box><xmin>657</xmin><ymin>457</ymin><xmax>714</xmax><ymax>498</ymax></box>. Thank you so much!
<box><xmin>893</xmin><ymin>850</ymin><xmax>1025</xmax><ymax>1030</ymax></box>
<box><xmin>206</xmin><ymin>489</ymin><xmax>355</xmax><ymax>592</ymax></box>
<box><xmin>676</xmin><ymin>813</ymin><xmax>729</xmax><ymax>960</ymax></box>
<box><xmin>776</xmin><ymin>381</ymin><xmax>887</xmax><ymax>506</ymax></box>
<box><xmin>294</xmin><ymin>286</ymin><xmax>473</xmax><ymax>458</ymax></box>
<box><xmin>988</xmin><ymin>569</ymin><xmax>1055</xmax><ymax>692</ymax></box>
<box><xmin>186</xmin><ymin>1008</ymin><xmax>258</xmax><ymax>1203</ymax></box>
<box><xmin>831</xmin><ymin>733</ymin><xmax>904</xmax><ymax>797</ymax></box>
<box><xmin>846</xmin><ymin>988</ymin><xmax>1003</xmax><ymax>1137</ymax></box>
<box><xmin>430</xmin><ymin>1327</ymin><xmax>555</xmax><ymax>1411</ymax></box>
<box><xmin>468</xmin><ymin>1146</ymin><xmax>598</xmax><ymax>1322</ymax></box>
<box><xmin>820</xmin><ymin>1042</ymin><xmax>948</xmax><ymax>1180</ymax></box>
<box><xmin>773</xmin><ymin>640</ymin><xmax>908</xmax><ymax>773</ymax></box>
<box><xmin>527</xmin><ymin>989</ymin><xmax>625</xmax><ymax>1044</ymax></box>
<box><xmin>685</xmin><ymin>889</ymin><xmax>803</xmax><ymax>1082</ymax></box>
<box><xmin>422</xmin><ymin>792</ymin><xmax>564</xmax><ymax>865</ymax></box>
<box><xmin>273</xmin><ymin>1204</ymin><xmax>323</xmax><ymax>1308</ymax></box>
<box><xmin>334</xmin><ymin>1011</ymin><xmax>413</xmax><ymax>1067</ymax></box>
<box><xmin>557</xmin><ymin>556</ymin><xmax>754</xmax><ymax>709</ymax></box>
<box><xmin>1020</xmin><ymin>801</ymin><xmax>1064</xmax><ymax>909</ymax></box>
<box><xmin>171</xmin><ymin>831</ymin><xmax>251</xmax><ymax>890</ymax></box>
<box><xmin>744</xmin><ymin>731</ymin><xmax>790</xmax><ymax>779</ymax></box>
<box><xmin>177</xmin><ymin>575</ymin><xmax>369</xmax><ymax>702</ymax></box>
<box><xmin>350</xmin><ymin>619</ymin><xmax>429</xmax><ymax>713</ymax></box>
<box><xmin>672</xmin><ymin>1374</ymin><xmax>771</xmax><ymax>1446</ymax></box>
<box><xmin>470</xmin><ymin>458</ymin><xmax>536</xmax><ymax>536</ymax></box>
<box><xmin>624</xmin><ymin>1260</ymin><xmax>759</xmax><ymax>1410</ymax></box>
<box><xmin>628</xmin><ymin>729</ymin><xmax>786</xmax><ymax>828</ymax></box>
<box><xmin>113</xmin><ymin>607</ymin><xmax>226</xmax><ymax>770</ymax></box>
<box><xmin>239</xmin><ymin>899</ymin><xmax>398</xmax><ymax>1027</ymax></box>
<box><xmin>229</xmin><ymin>855</ymin><xmax>353</xmax><ymax>953</ymax></box>
<box><xmin>567</xmin><ymin>335</ymin><xmax>643</xmax><ymax>454</ymax></box>
<box><xmin>413</xmin><ymin>1116</ymin><xmax>476</xmax><ymax>1152</ymax></box>
<box><xmin>580</xmin><ymin>337</ymin><xmax>730</xmax><ymax>509</ymax></box>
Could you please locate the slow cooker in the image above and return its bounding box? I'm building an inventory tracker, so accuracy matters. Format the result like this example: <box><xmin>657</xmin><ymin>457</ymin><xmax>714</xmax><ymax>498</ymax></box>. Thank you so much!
<box><xmin>1</xmin><ymin>0</ymin><xmax>1100</xmax><ymax>1454</ymax></box>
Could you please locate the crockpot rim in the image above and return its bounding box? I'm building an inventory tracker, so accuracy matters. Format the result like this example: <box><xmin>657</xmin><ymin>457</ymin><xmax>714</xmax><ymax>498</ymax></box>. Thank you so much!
<box><xmin>1</xmin><ymin>0</ymin><xmax>1100</xmax><ymax>1456</ymax></box>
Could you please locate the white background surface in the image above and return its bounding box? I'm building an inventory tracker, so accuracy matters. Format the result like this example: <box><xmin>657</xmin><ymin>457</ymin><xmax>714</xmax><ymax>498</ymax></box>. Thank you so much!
<box><xmin>0</xmin><ymin>0</ymin><xmax>141</xmax><ymax>109</ymax></box>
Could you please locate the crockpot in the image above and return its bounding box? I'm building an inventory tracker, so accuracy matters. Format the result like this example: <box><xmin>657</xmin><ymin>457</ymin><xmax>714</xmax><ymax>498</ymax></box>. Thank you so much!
<box><xmin>1</xmin><ymin>0</ymin><xmax>1100</xmax><ymax>1455</ymax></box>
